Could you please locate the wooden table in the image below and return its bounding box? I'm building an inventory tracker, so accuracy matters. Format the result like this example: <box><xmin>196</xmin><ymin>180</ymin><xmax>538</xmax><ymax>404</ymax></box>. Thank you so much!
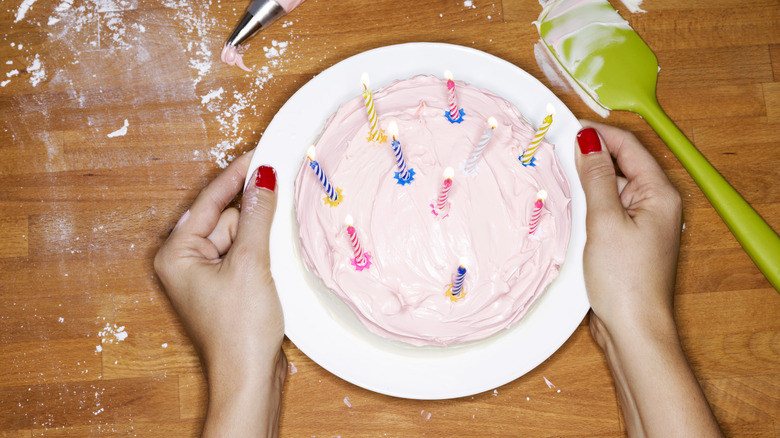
<box><xmin>1</xmin><ymin>0</ymin><xmax>778</xmax><ymax>435</ymax></box>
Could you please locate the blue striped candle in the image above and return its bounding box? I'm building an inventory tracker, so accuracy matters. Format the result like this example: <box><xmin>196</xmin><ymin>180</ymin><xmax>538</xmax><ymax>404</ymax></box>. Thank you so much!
<box><xmin>306</xmin><ymin>145</ymin><xmax>339</xmax><ymax>202</ymax></box>
<box><xmin>387</xmin><ymin>121</ymin><xmax>411</xmax><ymax>180</ymax></box>
<box><xmin>452</xmin><ymin>264</ymin><xmax>467</xmax><ymax>297</ymax></box>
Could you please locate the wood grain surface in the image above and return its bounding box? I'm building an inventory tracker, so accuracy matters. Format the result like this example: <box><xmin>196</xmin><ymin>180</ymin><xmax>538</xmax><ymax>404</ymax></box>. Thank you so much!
<box><xmin>1</xmin><ymin>0</ymin><xmax>778</xmax><ymax>436</ymax></box>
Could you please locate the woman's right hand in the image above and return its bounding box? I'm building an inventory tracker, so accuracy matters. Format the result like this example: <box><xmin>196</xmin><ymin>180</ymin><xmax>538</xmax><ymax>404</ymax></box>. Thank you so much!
<box><xmin>574</xmin><ymin>120</ymin><xmax>722</xmax><ymax>437</ymax></box>
<box><xmin>574</xmin><ymin>120</ymin><xmax>682</xmax><ymax>340</ymax></box>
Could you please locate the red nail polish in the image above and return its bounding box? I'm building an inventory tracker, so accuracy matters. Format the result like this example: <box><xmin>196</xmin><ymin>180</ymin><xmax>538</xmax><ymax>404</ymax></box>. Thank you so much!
<box><xmin>255</xmin><ymin>165</ymin><xmax>277</xmax><ymax>192</ymax></box>
<box><xmin>577</xmin><ymin>128</ymin><xmax>602</xmax><ymax>154</ymax></box>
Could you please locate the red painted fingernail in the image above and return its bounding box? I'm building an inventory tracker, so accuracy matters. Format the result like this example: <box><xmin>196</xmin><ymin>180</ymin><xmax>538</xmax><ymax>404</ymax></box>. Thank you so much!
<box><xmin>255</xmin><ymin>165</ymin><xmax>277</xmax><ymax>192</ymax></box>
<box><xmin>577</xmin><ymin>128</ymin><xmax>602</xmax><ymax>154</ymax></box>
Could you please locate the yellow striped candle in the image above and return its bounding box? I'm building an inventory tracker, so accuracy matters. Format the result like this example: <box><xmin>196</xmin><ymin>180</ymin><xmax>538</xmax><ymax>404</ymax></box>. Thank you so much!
<box><xmin>361</xmin><ymin>73</ymin><xmax>386</xmax><ymax>143</ymax></box>
<box><xmin>520</xmin><ymin>103</ymin><xmax>555</xmax><ymax>167</ymax></box>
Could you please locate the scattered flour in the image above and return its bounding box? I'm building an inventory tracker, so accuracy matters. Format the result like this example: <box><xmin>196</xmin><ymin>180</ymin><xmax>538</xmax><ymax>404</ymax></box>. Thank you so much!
<box><xmin>6</xmin><ymin>70</ymin><xmax>20</xmax><ymax>77</ymax></box>
<box><xmin>98</xmin><ymin>323</ymin><xmax>128</xmax><ymax>344</ymax></box>
<box><xmin>107</xmin><ymin>119</ymin><xmax>129</xmax><ymax>137</ymax></box>
<box><xmin>55</xmin><ymin>0</ymin><xmax>74</xmax><ymax>13</ymax></box>
<box><xmin>263</xmin><ymin>40</ymin><xmax>289</xmax><ymax>59</ymax></box>
<box><xmin>58</xmin><ymin>317</ymin><xmax>65</xmax><ymax>323</ymax></box>
<box><xmin>0</xmin><ymin>80</ymin><xmax>9</xmax><ymax>87</ymax></box>
<box><xmin>27</xmin><ymin>54</ymin><xmax>46</xmax><ymax>87</ymax></box>
<box><xmin>543</xmin><ymin>376</ymin><xmax>556</xmax><ymax>389</ymax></box>
<box><xmin>288</xmin><ymin>361</ymin><xmax>298</xmax><ymax>375</ymax></box>
<box><xmin>161</xmin><ymin>343</ymin><xmax>168</xmax><ymax>348</ymax></box>
<box><xmin>163</xmin><ymin>0</ymin><xmax>218</xmax><ymax>86</ymax></box>
<box><xmin>620</xmin><ymin>0</ymin><xmax>645</xmax><ymax>13</ymax></box>
<box><xmin>15</xmin><ymin>0</ymin><xmax>39</xmax><ymax>22</ymax></box>
<box><xmin>201</xmin><ymin>87</ymin><xmax>225</xmax><ymax>105</ymax></box>
<box><xmin>343</xmin><ymin>396</ymin><xmax>351</xmax><ymax>407</ymax></box>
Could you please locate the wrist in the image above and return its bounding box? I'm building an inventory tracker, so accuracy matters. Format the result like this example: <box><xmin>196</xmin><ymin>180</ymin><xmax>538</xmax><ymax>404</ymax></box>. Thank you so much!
<box><xmin>203</xmin><ymin>349</ymin><xmax>287</xmax><ymax>438</ymax></box>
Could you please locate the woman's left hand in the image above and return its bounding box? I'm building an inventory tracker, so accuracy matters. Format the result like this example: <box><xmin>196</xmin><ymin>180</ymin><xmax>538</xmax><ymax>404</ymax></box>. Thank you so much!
<box><xmin>154</xmin><ymin>151</ymin><xmax>285</xmax><ymax>437</ymax></box>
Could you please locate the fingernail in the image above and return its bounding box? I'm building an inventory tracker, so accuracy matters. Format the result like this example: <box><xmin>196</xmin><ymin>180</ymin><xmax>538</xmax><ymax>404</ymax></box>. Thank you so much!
<box><xmin>577</xmin><ymin>128</ymin><xmax>602</xmax><ymax>154</ymax></box>
<box><xmin>255</xmin><ymin>165</ymin><xmax>277</xmax><ymax>192</ymax></box>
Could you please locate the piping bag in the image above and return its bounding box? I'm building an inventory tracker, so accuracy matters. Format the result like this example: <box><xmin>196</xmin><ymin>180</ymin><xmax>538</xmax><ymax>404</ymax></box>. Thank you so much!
<box><xmin>221</xmin><ymin>0</ymin><xmax>306</xmax><ymax>70</ymax></box>
<box><xmin>536</xmin><ymin>0</ymin><xmax>780</xmax><ymax>291</ymax></box>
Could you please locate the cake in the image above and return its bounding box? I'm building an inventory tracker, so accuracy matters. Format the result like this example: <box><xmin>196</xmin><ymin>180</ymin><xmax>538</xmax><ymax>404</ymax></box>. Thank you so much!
<box><xmin>294</xmin><ymin>75</ymin><xmax>571</xmax><ymax>346</ymax></box>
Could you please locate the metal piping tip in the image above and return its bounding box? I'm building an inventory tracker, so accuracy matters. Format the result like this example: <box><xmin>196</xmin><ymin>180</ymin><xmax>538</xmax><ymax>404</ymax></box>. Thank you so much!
<box><xmin>226</xmin><ymin>0</ymin><xmax>286</xmax><ymax>47</ymax></box>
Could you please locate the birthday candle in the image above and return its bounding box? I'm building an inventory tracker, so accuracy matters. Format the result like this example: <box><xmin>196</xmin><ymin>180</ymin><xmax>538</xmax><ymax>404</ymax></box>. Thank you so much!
<box><xmin>344</xmin><ymin>215</ymin><xmax>367</xmax><ymax>266</ymax></box>
<box><xmin>307</xmin><ymin>145</ymin><xmax>339</xmax><ymax>203</ymax></box>
<box><xmin>361</xmin><ymin>73</ymin><xmax>384</xmax><ymax>143</ymax></box>
<box><xmin>464</xmin><ymin>116</ymin><xmax>498</xmax><ymax>173</ymax></box>
<box><xmin>443</xmin><ymin>70</ymin><xmax>465</xmax><ymax>123</ymax></box>
<box><xmin>444</xmin><ymin>70</ymin><xmax>460</xmax><ymax>119</ymax></box>
<box><xmin>528</xmin><ymin>190</ymin><xmax>548</xmax><ymax>235</ymax></box>
<box><xmin>521</xmin><ymin>104</ymin><xmax>555</xmax><ymax>166</ymax></box>
<box><xmin>436</xmin><ymin>167</ymin><xmax>455</xmax><ymax>211</ymax></box>
<box><xmin>387</xmin><ymin>121</ymin><xmax>411</xmax><ymax>181</ymax></box>
<box><xmin>451</xmin><ymin>262</ymin><xmax>467</xmax><ymax>297</ymax></box>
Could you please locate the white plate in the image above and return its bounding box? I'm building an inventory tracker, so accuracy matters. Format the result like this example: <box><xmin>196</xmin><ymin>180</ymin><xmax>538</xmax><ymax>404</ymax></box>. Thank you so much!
<box><xmin>245</xmin><ymin>43</ymin><xmax>588</xmax><ymax>400</ymax></box>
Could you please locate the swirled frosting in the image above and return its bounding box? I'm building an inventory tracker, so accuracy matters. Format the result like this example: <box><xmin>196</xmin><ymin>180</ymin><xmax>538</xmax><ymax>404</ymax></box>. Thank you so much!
<box><xmin>294</xmin><ymin>75</ymin><xmax>571</xmax><ymax>346</ymax></box>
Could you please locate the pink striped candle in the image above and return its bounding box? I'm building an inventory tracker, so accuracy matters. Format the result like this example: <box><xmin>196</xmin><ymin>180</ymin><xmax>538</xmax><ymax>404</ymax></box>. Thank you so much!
<box><xmin>345</xmin><ymin>215</ymin><xmax>367</xmax><ymax>266</ymax></box>
<box><xmin>444</xmin><ymin>70</ymin><xmax>459</xmax><ymax>119</ymax></box>
<box><xmin>443</xmin><ymin>70</ymin><xmax>464</xmax><ymax>123</ymax></box>
<box><xmin>528</xmin><ymin>190</ymin><xmax>548</xmax><ymax>235</ymax></box>
<box><xmin>344</xmin><ymin>215</ymin><xmax>371</xmax><ymax>270</ymax></box>
<box><xmin>436</xmin><ymin>167</ymin><xmax>455</xmax><ymax>211</ymax></box>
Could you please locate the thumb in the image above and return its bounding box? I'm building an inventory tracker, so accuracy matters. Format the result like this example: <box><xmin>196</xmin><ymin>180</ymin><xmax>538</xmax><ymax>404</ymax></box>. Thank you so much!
<box><xmin>575</xmin><ymin>127</ymin><xmax>623</xmax><ymax>221</ymax></box>
<box><xmin>231</xmin><ymin>165</ymin><xmax>279</xmax><ymax>262</ymax></box>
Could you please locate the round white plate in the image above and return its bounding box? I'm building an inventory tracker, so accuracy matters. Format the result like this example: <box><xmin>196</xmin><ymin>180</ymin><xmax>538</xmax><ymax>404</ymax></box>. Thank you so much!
<box><xmin>245</xmin><ymin>42</ymin><xmax>588</xmax><ymax>400</ymax></box>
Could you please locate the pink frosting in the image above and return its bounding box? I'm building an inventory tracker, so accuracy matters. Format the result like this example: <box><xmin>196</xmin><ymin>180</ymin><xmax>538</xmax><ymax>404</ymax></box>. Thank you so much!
<box><xmin>276</xmin><ymin>0</ymin><xmax>304</xmax><ymax>13</ymax></box>
<box><xmin>220</xmin><ymin>44</ymin><xmax>251</xmax><ymax>72</ymax></box>
<box><xmin>294</xmin><ymin>75</ymin><xmax>571</xmax><ymax>346</ymax></box>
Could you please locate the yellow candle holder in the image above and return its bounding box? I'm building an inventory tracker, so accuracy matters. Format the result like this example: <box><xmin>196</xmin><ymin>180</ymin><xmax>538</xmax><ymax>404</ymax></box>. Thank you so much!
<box><xmin>445</xmin><ymin>284</ymin><xmax>466</xmax><ymax>302</ymax></box>
<box><xmin>323</xmin><ymin>187</ymin><xmax>344</xmax><ymax>207</ymax></box>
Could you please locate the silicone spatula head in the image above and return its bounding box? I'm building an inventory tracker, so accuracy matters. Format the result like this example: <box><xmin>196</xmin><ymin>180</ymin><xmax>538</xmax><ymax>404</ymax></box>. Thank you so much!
<box><xmin>535</xmin><ymin>0</ymin><xmax>780</xmax><ymax>291</ymax></box>
<box><xmin>535</xmin><ymin>0</ymin><xmax>660</xmax><ymax>116</ymax></box>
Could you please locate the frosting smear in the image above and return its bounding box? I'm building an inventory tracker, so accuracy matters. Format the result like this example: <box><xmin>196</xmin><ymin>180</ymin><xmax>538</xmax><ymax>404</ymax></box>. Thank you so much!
<box><xmin>220</xmin><ymin>44</ymin><xmax>252</xmax><ymax>72</ymax></box>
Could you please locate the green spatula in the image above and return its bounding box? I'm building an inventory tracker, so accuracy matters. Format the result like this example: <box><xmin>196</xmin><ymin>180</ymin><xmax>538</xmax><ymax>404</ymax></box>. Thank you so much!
<box><xmin>536</xmin><ymin>0</ymin><xmax>780</xmax><ymax>291</ymax></box>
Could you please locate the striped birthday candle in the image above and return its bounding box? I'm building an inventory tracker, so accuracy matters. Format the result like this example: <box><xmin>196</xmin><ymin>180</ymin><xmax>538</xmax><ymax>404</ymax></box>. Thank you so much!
<box><xmin>307</xmin><ymin>145</ymin><xmax>339</xmax><ymax>203</ymax></box>
<box><xmin>520</xmin><ymin>104</ymin><xmax>555</xmax><ymax>166</ymax></box>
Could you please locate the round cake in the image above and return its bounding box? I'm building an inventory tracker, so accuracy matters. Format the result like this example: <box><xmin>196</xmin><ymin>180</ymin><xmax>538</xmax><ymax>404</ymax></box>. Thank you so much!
<box><xmin>294</xmin><ymin>75</ymin><xmax>571</xmax><ymax>346</ymax></box>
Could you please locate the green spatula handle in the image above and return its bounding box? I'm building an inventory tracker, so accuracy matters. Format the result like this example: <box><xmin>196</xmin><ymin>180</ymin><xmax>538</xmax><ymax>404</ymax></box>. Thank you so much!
<box><xmin>638</xmin><ymin>100</ymin><xmax>780</xmax><ymax>291</ymax></box>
